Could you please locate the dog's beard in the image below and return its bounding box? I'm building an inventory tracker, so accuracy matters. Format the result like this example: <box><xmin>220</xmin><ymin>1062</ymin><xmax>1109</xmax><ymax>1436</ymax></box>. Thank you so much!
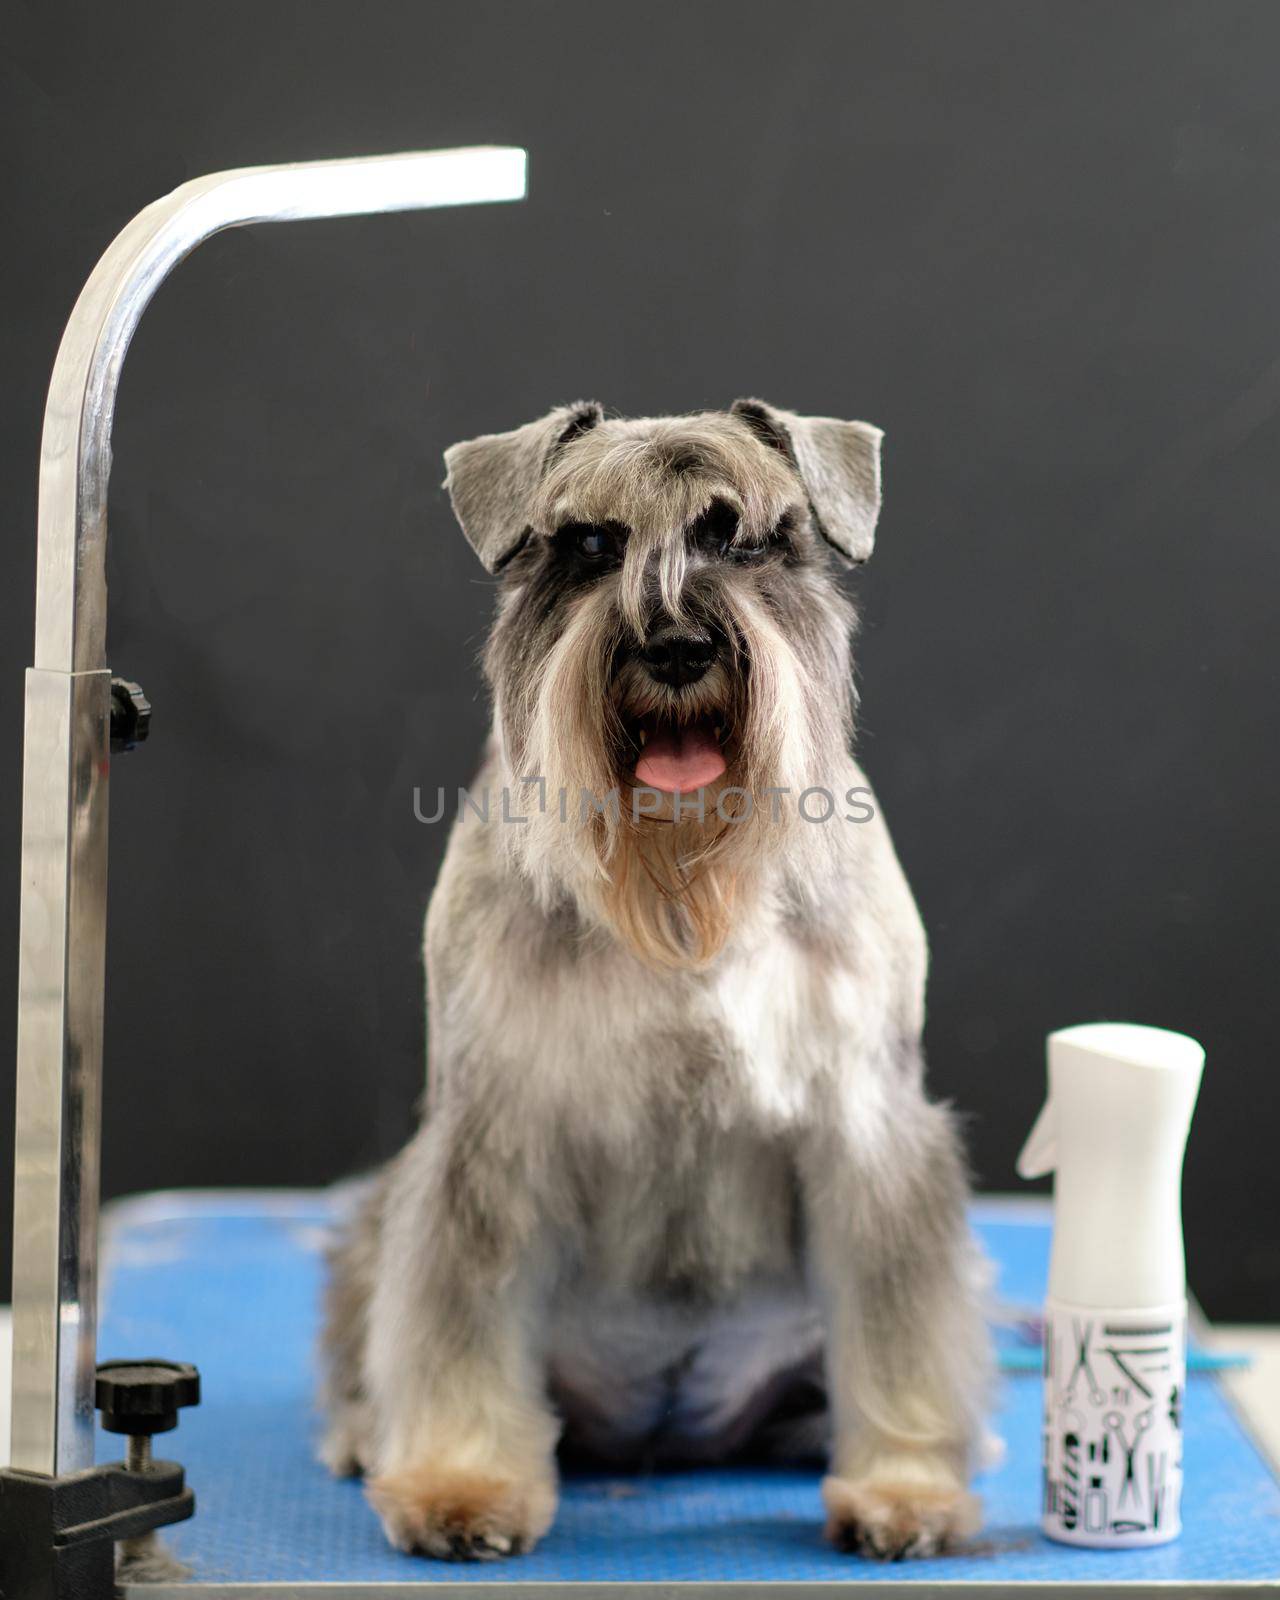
<box><xmin>496</xmin><ymin>580</ymin><xmax>853</xmax><ymax>969</ymax></box>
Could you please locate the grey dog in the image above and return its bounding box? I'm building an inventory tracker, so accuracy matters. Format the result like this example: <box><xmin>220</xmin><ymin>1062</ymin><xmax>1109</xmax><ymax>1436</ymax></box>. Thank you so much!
<box><xmin>319</xmin><ymin>399</ymin><xmax>992</xmax><ymax>1562</ymax></box>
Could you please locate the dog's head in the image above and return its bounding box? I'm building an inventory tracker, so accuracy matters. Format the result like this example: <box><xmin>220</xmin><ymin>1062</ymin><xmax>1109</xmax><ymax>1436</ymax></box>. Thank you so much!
<box><xmin>444</xmin><ymin>400</ymin><xmax>882</xmax><ymax>967</ymax></box>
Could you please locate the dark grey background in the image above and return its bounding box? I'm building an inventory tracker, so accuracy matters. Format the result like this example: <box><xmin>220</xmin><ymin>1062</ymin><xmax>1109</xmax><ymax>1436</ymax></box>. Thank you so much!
<box><xmin>3</xmin><ymin>1</ymin><xmax>1277</xmax><ymax>1319</ymax></box>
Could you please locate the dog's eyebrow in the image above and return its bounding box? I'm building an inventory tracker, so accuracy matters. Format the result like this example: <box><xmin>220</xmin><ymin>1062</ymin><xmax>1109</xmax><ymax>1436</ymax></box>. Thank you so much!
<box><xmin>664</xmin><ymin>443</ymin><xmax>707</xmax><ymax>475</ymax></box>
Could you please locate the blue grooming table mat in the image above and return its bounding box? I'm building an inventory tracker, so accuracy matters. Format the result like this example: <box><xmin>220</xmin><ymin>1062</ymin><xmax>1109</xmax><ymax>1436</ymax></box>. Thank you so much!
<box><xmin>98</xmin><ymin>1190</ymin><xmax>1280</xmax><ymax>1593</ymax></box>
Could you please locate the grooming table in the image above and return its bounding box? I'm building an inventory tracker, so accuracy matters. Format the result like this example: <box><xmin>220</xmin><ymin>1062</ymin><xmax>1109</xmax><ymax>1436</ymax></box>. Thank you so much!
<box><xmin>97</xmin><ymin>1193</ymin><xmax>1280</xmax><ymax>1595</ymax></box>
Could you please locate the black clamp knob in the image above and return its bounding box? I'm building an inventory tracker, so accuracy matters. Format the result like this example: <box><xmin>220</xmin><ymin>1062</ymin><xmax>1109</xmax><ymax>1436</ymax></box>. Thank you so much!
<box><xmin>96</xmin><ymin>1359</ymin><xmax>200</xmax><ymax>1438</ymax></box>
<box><xmin>0</xmin><ymin>1360</ymin><xmax>200</xmax><ymax>1593</ymax></box>
<box><xmin>110</xmin><ymin>677</ymin><xmax>152</xmax><ymax>753</ymax></box>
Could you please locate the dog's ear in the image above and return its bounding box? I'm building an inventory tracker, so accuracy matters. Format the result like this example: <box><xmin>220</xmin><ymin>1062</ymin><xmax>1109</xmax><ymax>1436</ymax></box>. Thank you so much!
<box><xmin>729</xmin><ymin>398</ymin><xmax>883</xmax><ymax>564</ymax></box>
<box><xmin>443</xmin><ymin>402</ymin><xmax>604</xmax><ymax>573</ymax></box>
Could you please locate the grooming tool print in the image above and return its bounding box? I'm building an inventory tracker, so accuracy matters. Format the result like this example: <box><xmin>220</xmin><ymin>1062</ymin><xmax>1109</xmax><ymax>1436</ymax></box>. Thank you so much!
<box><xmin>1042</xmin><ymin>1307</ymin><xmax>1186</xmax><ymax>1547</ymax></box>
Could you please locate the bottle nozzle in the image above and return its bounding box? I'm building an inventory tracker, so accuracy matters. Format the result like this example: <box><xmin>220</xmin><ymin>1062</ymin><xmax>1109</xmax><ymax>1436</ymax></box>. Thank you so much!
<box><xmin>1015</xmin><ymin>1095</ymin><xmax>1056</xmax><ymax>1179</ymax></box>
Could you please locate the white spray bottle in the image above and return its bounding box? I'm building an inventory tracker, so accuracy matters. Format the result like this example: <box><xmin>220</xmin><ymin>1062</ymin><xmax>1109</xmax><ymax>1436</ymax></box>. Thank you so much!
<box><xmin>1017</xmin><ymin>1022</ymin><xmax>1204</xmax><ymax>1548</ymax></box>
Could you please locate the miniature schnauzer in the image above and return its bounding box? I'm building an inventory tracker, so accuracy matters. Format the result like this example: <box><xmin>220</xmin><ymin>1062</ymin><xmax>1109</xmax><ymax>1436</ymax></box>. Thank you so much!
<box><xmin>319</xmin><ymin>400</ymin><xmax>991</xmax><ymax>1562</ymax></box>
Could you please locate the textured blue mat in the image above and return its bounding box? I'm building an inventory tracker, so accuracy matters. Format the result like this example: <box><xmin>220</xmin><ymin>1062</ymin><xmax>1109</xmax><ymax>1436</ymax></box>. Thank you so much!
<box><xmin>97</xmin><ymin>1192</ymin><xmax>1280</xmax><ymax>1588</ymax></box>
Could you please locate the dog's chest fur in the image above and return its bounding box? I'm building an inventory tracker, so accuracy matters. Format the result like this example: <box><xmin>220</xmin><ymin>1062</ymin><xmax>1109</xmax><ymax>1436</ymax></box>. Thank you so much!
<box><xmin>428</xmin><ymin>783</ymin><xmax>910</xmax><ymax>1310</ymax></box>
<box><xmin>435</xmin><ymin>854</ymin><xmax>849</xmax><ymax>1296</ymax></box>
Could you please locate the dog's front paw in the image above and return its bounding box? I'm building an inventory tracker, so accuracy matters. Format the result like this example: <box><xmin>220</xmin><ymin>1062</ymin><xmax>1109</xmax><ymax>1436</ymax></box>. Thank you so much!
<box><xmin>367</xmin><ymin>1466</ymin><xmax>556</xmax><ymax>1560</ymax></box>
<box><xmin>822</xmin><ymin>1473</ymin><xmax>979</xmax><ymax>1560</ymax></box>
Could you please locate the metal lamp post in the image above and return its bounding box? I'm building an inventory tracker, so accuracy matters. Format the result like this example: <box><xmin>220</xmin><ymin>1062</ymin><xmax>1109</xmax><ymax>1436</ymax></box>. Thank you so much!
<box><xmin>8</xmin><ymin>146</ymin><xmax>527</xmax><ymax>1490</ymax></box>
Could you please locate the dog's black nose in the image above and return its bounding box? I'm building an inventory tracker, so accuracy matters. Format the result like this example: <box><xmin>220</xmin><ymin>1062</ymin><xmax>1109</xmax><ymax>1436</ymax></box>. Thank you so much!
<box><xmin>641</xmin><ymin>625</ymin><xmax>717</xmax><ymax>687</ymax></box>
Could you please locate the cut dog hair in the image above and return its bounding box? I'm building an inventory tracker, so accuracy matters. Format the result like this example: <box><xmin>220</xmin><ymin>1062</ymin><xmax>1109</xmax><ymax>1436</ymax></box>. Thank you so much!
<box><xmin>319</xmin><ymin>400</ymin><xmax>992</xmax><ymax>1561</ymax></box>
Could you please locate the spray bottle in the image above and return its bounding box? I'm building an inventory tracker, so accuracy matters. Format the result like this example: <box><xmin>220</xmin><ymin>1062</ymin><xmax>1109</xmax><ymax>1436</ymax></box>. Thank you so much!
<box><xmin>1018</xmin><ymin>1022</ymin><xmax>1204</xmax><ymax>1547</ymax></box>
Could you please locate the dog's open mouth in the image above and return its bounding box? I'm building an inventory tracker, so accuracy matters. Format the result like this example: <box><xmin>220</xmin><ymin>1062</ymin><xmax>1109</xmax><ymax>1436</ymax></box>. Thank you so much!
<box><xmin>630</xmin><ymin>712</ymin><xmax>728</xmax><ymax>794</ymax></box>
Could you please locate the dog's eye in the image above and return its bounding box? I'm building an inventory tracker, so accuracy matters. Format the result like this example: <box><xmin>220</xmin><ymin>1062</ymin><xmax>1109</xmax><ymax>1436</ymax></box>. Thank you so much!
<box><xmin>562</xmin><ymin>522</ymin><xmax>625</xmax><ymax>563</ymax></box>
<box><xmin>689</xmin><ymin>499</ymin><xmax>740</xmax><ymax>559</ymax></box>
<box><xmin>731</xmin><ymin>511</ymin><xmax>798</xmax><ymax>563</ymax></box>
<box><xmin>579</xmin><ymin>527</ymin><xmax>615</xmax><ymax>559</ymax></box>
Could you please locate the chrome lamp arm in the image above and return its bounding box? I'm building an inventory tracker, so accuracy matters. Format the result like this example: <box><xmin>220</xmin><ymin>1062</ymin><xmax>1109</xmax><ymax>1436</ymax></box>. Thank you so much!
<box><xmin>11</xmin><ymin>147</ymin><xmax>527</xmax><ymax>1477</ymax></box>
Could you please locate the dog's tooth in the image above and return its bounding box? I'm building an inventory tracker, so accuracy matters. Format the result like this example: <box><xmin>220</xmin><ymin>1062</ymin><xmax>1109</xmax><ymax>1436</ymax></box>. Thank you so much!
<box><xmin>638</xmin><ymin>728</ymin><xmax>648</xmax><ymax>746</ymax></box>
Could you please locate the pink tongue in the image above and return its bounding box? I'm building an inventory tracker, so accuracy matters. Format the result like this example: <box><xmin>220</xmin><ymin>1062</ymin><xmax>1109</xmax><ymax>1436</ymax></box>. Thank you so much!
<box><xmin>634</xmin><ymin>722</ymin><xmax>727</xmax><ymax>793</ymax></box>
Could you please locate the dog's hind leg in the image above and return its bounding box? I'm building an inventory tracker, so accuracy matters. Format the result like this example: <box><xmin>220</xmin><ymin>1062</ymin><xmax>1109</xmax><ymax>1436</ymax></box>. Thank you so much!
<box><xmin>360</xmin><ymin>1110</ymin><xmax>561</xmax><ymax>1561</ymax></box>
<box><xmin>318</xmin><ymin>1177</ymin><xmax>384</xmax><ymax>1476</ymax></box>
<box><xmin>800</xmin><ymin>1069</ymin><xmax>992</xmax><ymax>1560</ymax></box>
